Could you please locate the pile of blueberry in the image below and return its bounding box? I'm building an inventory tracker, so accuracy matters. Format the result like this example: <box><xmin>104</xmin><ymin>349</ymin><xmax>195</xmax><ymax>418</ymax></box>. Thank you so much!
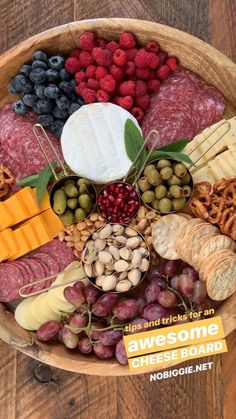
<box><xmin>8</xmin><ymin>50</ymin><xmax>84</xmax><ymax>137</ymax></box>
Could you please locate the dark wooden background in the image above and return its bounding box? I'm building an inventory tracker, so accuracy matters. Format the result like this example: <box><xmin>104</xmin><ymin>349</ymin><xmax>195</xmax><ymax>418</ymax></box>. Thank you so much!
<box><xmin>0</xmin><ymin>1</ymin><xmax>236</xmax><ymax>418</ymax></box>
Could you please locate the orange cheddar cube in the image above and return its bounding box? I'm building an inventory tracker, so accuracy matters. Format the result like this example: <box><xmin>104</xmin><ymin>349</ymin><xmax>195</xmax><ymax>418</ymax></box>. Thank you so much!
<box><xmin>20</xmin><ymin>223</ymin><xmax>42</xmax><ymax>251</ymax></box>
<box><xmin>0</xmin><ymin>202</ymin><xmax>15</xmax><ymax>230</ymax></box>
<box><xmin>40</xmin><ymin>209</ymin><xmax>64</xmax><ymax>238</ymax></box>
<box><xmin>23</xmin><ymin>214</ymin><xmax>52</xmax><ymax>246</ymax></box>
<box><xmin>31</xmin><ymin>188</ymin><xmax>51</xmax><ymax>212</ymax></box>
<box><xmin>4</xmin><ymin>194</ymin><xmax>29</xmax><ymax>226</ymax></box>
<box><xmin>0</xmin><ymin>233</ymin><xmax>9</xmax><ymax>261</ymax></box>
<box><xmin>0</xmin><ymin>229</ymin><xmax>18</xmax><ymax>260</ymax></box>
<box><xmin>9</xmin><ymin>228</ymin><xmax>31</xmax><ymax>260</ymax></box>
<box><xmin>16</xmin><ymin>187</ymin><xmax>40</xmax><ymax>217</ymax></box>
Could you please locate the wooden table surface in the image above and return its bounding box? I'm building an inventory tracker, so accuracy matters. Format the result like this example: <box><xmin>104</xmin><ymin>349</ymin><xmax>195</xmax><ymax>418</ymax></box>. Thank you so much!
<box><xmin>0</xmin><ymin>1</ymin><xmax>236</xmax><ymax>418</ymax></box>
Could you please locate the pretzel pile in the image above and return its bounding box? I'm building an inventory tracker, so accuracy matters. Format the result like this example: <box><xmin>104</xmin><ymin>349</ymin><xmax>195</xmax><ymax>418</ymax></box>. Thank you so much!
<box><xmin>0</xmin><ymin>163</ymin><xmax>14</xmax><ymax>198</ymax></box>
<box><xmin>190</xmin><ymin>178</ymin><xmax>236</xmax><ymax>240</ymax></box>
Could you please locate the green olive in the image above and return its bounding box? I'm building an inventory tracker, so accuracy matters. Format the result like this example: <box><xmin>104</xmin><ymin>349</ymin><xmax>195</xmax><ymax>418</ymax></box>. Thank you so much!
<box><xmin>173</xmin><ymin>163</ymin><xmax>187</xmax><ymax>178</ymax></box>
<box><xmin>75</xmin><ymin>208</ymin><xmax>87</xmax><ymax>222</ymax></box>
<box><xmin>78</xmin><ymin>194</ymin><xmax>93</xmax><ymax>211</ymax></box>
<box><xmin>157</xmin><ymin>159</ymin><xmax>171</xmax><ymax>170</ymax></box>
<box><xmin>146</xmin><ymin>169</ymin><xmax>162</xmax><ymax>186</ymax></box>
<box><xmin>172</xmin><ymin>197</ymin><xmax>186</xmax><ymax>211</ymax></box>
<box><xmin>169</xmin><ymin>185</ymin><xmax>182</xmax><ymax>198</ymax></box>
<box><xmin>59</xmin><ymin>209</ymin><xmax>75</xmax><ymax>226</ymax></box>
<box><xmin>181</xmin><ymin>173</ymin><xmax>191</xmax><ymax>185</ymax></box>
<box><xmin>159</xmin><ymin>198</ymin><xmax>172</xmax><ymax>214</ymax></box>
<box><xmin>142</xmin><ymin>190</ymin><xmax>155</xmax><ymax>204</ymax></box>
<box><xmin>77</xmin><ymin>178</ymin><xmax>90</xmax><ymax>187</ymax></box>
<box><xmin>64</xmin><ymin>181</ymin><xmax>79</xmax><ymax>198</ymax></box>
<box><xmin>155</xmin><ymin>184</ymin><xmax>167</xmax><ymax>199</ymax></box>
<box><xmin>160</xmin><ymin>167</ymin><xmax>173</xmax><ymax>180</ymax></box>
<box><xmin>138</xmin><ymin>177</ymin><xmax>151</xmax><ymax>192</ymax></box>
<box><xmin>167</xmin><ymin>175</ymin><xmax>182</xmax><ymax>186</ymax></box>
<box><xmin>53</xmin><ymin>189</ymin><xmax>67</xmax><ymax>215</ymax></box>
<box><xmin>182</xmin><ymin>185</ymin><xmax>192</xmax><ymax>197</ymax></box>
<box><xmin>143</xmin><ymin>164</ymin><xmax>156</xmax><ymax>177</ymax></box>
<box><xmin>152</xmin><ymin>199</ymin><xmax>160</xmax><ymax>210</ymax></box>
<box><xmin>67</xmin><ymin>198</ymin><xmax>78</xmax><ymax>210</ymax></box>
<box><xmin>79</xmin><ymin>184</ymin><xmax>90</xmax><ymax>195</ymax></box>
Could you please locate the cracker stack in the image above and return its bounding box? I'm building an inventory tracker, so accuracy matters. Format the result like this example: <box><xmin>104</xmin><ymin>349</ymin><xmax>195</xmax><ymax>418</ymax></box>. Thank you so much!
<box><xmin>152</xmin><ymin>215</ymin><xmax>236</xmax><ymax>301</ymax></box>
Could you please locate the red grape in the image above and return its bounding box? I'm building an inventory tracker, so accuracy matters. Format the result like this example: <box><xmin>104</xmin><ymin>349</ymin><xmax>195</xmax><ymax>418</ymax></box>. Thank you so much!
<box><xmin>73</xmin><ymin>281</ymin><xmax>86</xmax><ymax>293</ymax></box>
<box><xmin>113</xmin><ymin>299</ymin><xmax>138</xmax><ymax>321</ymax></box>
<box><xmin>145</xmin><ymin>283</ymin><xmax>161</xmax><ymax>304</ymax></box>
<box><xmin>115</xmin><ymin>339</ymin><xmax>128</xmax><ymax>364</ymax></box>
<box><xmin>136</xmin><ymin>294</ymin><xmax>146</xmax><ymax>316</ymax></box>
<box><xmin>146</xmin><ymin>268</ymin><xmax>164</xmax><ymax>281</ymax></box>
<box><xmin>37</xmin><ymin>320</ymin><xmax>59</xmax><ymax>342</ymax></box>
<box><xmin>170</xmin><ymin>275</ymin><xmax>180</xmax><ymax>290</ymax></box>
<box><xmin>162</xmin><ymin>260</ymin><xmax>178</xmax><ymax>277</ymax></box>
<box><xmin>78</xmin><ymin>336</ymin><xmax>93</xmax><ymax>354</ymax></box>
<box><xmin>100</xmin><ymin>330</ymin><xmax>123</xmax><ymax>345</ymax></box>
<box><xmin>89</xmin><ymin>321</ymin><xmax>106</xmax><ymax>340</ymax></box>
<box><xmin>84</xmin><ymin>285</ymin><xmax>101</xmax><ymax>305</ymax></box>
<box><xmin>157</xmin><ymin>290</ymin><xmax>177</xmax><ymax>308</ymax></box>
<box><xmin>197</xmin><ymin>298</ymin><xmax>212</xmax><ymax>313</ymax></box>
<box><xmin>69</xmin><ymin>313</ymin><xmax>87</xmax><ymax>330</ymax></box>
<box><xmin>92</xmin><ymin>293</ymin><xmax>119</xmax><ymax>317</ymax></box>
<box><xmin>64</xmin><ymin>285</ymin><xmax>86</xmax><ymax>306</ymax></box>
<box><xmin>182</xmin><ymin>267</ymin><xmax>199</xmax><ymax>281</ymax></box>
<box><xmin>93</xmin><ymin>342</ymin><xmax>115</xmax><ymax>359</ymax></box>
<box><xmin>61</xmin><ymin>327</ymin><xmax>79</xmax><ymax>348</ymax></box>
<box><xmin>149</xmin><ymin>277</ymin><xmax>167</xmax><ymax>289</ymax></box>
<box><xmin>130</xmin><ymin>318</ymin><xmax>147</xmax><ymax>333</ymax></box>
<box><xmin>143</xmin><ymin>304</ymin><xmax>169</xmax><ymax>321</ymax></box>
<box><xmin>191</xmin><ymin>281</ymin><xmax>207</xmax><ymax>304</ymax></box>
<box><xmin>178</xmin><ymin>274</ymin><xmax>194</xmax><ymax>297</ymax></box>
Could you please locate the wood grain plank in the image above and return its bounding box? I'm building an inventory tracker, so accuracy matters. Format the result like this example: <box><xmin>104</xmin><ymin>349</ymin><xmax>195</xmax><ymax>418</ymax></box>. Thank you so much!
<box><xmin>0</xmin><ymin>0</ymin><xmax>74</xmax><ymax>53</ymax></box>
<box><xmin>210</xmin><ymin>0</ymin><xmax>236</xmax><ymax>61</ymax></box>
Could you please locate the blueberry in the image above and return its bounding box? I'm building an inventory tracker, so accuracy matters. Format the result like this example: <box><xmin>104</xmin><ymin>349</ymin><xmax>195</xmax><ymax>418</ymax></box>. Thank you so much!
<box><xmin>31</xmin><ymin>60</ymin><xmax>48</xmax><ymax>70</ymax></box>
<box><xmin>59</xmin><ymin>81</ymin><xmax>73</xmax><ymax>95</ymax></box>
<box><xmin>68</xmin><ymin>102</ymin><xmax>81</xmax><ymax>115</ymax></box>
<box><xmin>19</xmin><ymin>64</ymin><xmax>32</xmax><ymax>77</ymax></box>
<box><xmin>56</xmin><ymin>95</ymin><xmax>70</xmax><ymax>110</ymax></box>
<box><xmin>37</xmin><ymin>114</ymin><xmax>54</xmax><ymax>126</ymax></box>
<box><xmin>13</xmin><ymin>75</ymin><xmax>33</xmax><ymax>93</ymax></box>
<box><xmin>76</xmin><ymin>97</ymin><xmax>85</xmax><ymax>106</ymax></box>
<box><xmin>59</xmin><ymin>68</ymin><xmax>70</xmax><ymax>81</ymax></box>
<box><xmin>70</xmin><ymin>79</ymin><xmax>76</xmax><ymax>89</ymax></box>
<box><xmin>52</xmin><ymin>106</ymin><xmax>68</xmax><ymax>120</ymax></box>
<box><xmin>46</xmin><ymin>69</ymin><xmax>59</xmax><ymax>82</ymax></box>
<box><xmin>30</xmin><ymin>68</ymin><xmax>47</xmax><ymax>84</ymax></box>
<box><xmin>50</xmin><ymin>120</ymin><xmax>65</xmax><ymax>137</ymax></box>
<box><xmin>22</xmin><ymin>93</ymin><xmax>38</xmax><ymax>107</ymax></box>
<box><xmin>33</xmin><ymin>105</ymin><xmax>40</xmax><ymax>114</ymax></box>
<box><xmin>7</xmin><ymin>79</ymin><xmax>18</xmax><ymax>94</ymax></box>
<box><xmin>32</xmin><ymin>50</ymin><xmax>48</xmax><ymax>62</ymax></box>
<box><xmin>34</xmin><ymin>84</ymin><xmax>46</xmax><ymax>99</ymax></box>
<box><xmin>48</xmin><ymin>55</ymin><xmax>65</xmax><ymax>71</ymax></box>
<box><xmin>37</xmin><ymin>98</ymin><xmax>54</xmax><ymax>114</ymax></box>
<box><xmin>12</xmin><ymin>100</ymin><xmax>29</xmax><ymax>115</ymax></box>
<box><xmin>44</xmin><ymin>84</ymin><xmax>60</xmax><ymax>99</ymax></box>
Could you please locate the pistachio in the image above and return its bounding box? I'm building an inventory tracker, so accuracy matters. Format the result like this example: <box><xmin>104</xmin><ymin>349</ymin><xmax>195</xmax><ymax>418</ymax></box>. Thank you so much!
<box><xmin>137</xmin><ymin>219</ymin><xmax>148</xmax><ymax>232</ymax></box>
<box><xmin>109</xmin><ymin>245</ymin><xmax>120</xmax><ymax>260</ymax></box>
<box><xmin>119</xmin><ymin>247</ymin><xmax>132</xmax><ymax>261</ymax></box>
<box><xmin>114</xmin><ymin>260</ymin><xmax>129</xmax><ymax>272</ymax></box>
<box><xmin>94</xmin><ymin>238</ymin><xmax>106</xmax><ymax>251</ymax></box>
<box><xmin>139</xmin><ymin>247</ymin><xmax>149</xmax><ymax>257</ymax></box>
<box><xmin>102</xmin><ymin>275</ymin><xmax>117</xmax><ymax>291</ymax></box>
<box><xmin>98</xmin><ymin>251</ymin><xmax>113</xmax><ymax>264</ymax></box>
<box><xmin>105</xmin><ymin>262</ymin><xmax>114</xmax><ymax>271</ymax></box>
<box><xmin>124</xmin><ymin>227</ymin><xmax>138</xmax><ymax>237</ymax></box>
<box><xmin>96</xmin><ymin>275</ymin><xmax>106</xmax><ymax>287</ymax></box>
<box><xmin>84</xmin><ymin>263</ymin><xmax>93</xmax><ymax>277</ymax></box>
<box><xmin>95</xmin><ymin>260</ymin><xmax>105</xmax><ymax>276</ymax></box>
<box><xmin>112</xmin><ymin>224</ymin><xmax>124</xmax><ymax>235</ymax></box>
<box><xmin>126</xmin><ymin>237</ymin><xmax>141</xmax><ymax>249</ymax></box>
<box><xmin>92</xmin><ymin>232</ymin><xmax>99</xmax><ymax>240</ymax></box>
<box><xmin>139</xmin><ymin>258</ymin><xmax>149</xmax><ymax>272</ymax></box>
<box><xmin>118</xmin><ymin>271</ymin><xmax>128</xmax><ymax>280</ymax></box>
<box><xmin>128</xmin><ymin>269</ymin><xmax>141</xmax><ymax>286</ymax></box>
<box><xmin>98</xmin><ymin>224</ymin><xmax>113</xmax><ymax>239</ymax></box>
<box><xmin>131</xmin><ymin>249</ymin><xmax>142</xmax><ymax>268</ymax></box>
<box><xmin>114</xmin><ymin>235</ymin><xmax>127</xmax><ymax>245</ymax></box>
<box><xmin>115</xmin><ymin>280</ymin><xmax>132</xmax><ymax>292</ymax></box>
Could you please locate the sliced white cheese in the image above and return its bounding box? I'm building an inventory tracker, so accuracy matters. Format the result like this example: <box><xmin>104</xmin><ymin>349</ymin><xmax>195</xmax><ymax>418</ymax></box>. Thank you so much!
<box><xmin>61</xmin><ymin>103</ymin><xmax>141</xmax><ymax>184</ymax></box>
<box><xmin>192</xmin><ymin>165</ymin><xmax>216</xmax><ymax>185</ymax></box>
<box><xmin>30</xmin><ymin>293</ymin><xmax>61</xmax><ymax>328</ymax></box>
<box><xmin>15</xmin><ymin>296</ymin><xmax>39</xmax><ymax>331</ymax></box>
<box><xmin>208</xmin><ymin>160</ymin><xmax>227</xmax><ymax>180</ymax></box>
<box><xmin>215</xmin><ymin>151</ymin><xmax>236</xmax><ymax>177</ymax></box>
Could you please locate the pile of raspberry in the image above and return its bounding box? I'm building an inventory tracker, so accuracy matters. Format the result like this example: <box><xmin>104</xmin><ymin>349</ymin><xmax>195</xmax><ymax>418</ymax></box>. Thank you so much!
<box><xmin>65</xmin><ymin>31</ymin><xmax>177</xmax><ymax>123</ymax></box>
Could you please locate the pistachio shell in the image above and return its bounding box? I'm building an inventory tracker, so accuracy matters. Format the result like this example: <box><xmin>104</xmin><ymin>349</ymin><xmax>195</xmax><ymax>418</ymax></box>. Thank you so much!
<box><xmin>139</xmin><ymin>258</ymin><xmax>149</xmax><ymax>272</ymax></box>
<box><xmin>126</xmin><ymin>237</ymin><xmax>141</xmax><ymax>249</ymax></box>
<box><xmin>94</xmin><ymin>238</ymin><xmax>106</xmax><ymax>251</ymax></box>
<box><xmin>118</xmin><ymin>271</ymin><xmax>128</xmax><ymax>280</ymax></box>
<box><xmin>139</xmin><ymin>247</ymin><xmax>149</xmax><ymax>257</ymax></box>
<box><xmin>115</xmin><ymin>280</ymin><xmax>132</xmax><ymax>292</ymax></box>
<box><xmin>98</xmin><ymin>251</ymin><xmax>113</xmax><ymax>264</ymax></box>
<box><xmin>109</xmin><ymin>245</ymin><xmax>120</xmax><ymax>260</ymax></box>
<box><xmin>124</xmin><ymin>227</ymin><xmax>138</xmax><ymax>237</ymax></box>
<box><xmin>119</xmin><ymin>247</ymin><xmax>132</xmax><ymax>261</ymax></box>
<box><xmin>96</xmin><ymin>275</ymin><xmax>106</xmax><ymax>287</ymax></box>
<box><xmin>95</xmin><ymin>260</ymin><xmax>105</xmax><ymax>276</ymax></box>
<box><xmin>112</xmin><ymin>224</ymin><xmax>124</xmax><ymax>235</ymax></box>
<box><xmin>92</xmin><ymin>232</ymin><xmax>99</xmax><ymax>240</ymax></box>
<box><xmin>131</xmin><ymin>249</ymin><xmax>142</xmax><ymax>268</ymax></box>
<box><xmin>128</xmin><ymin>269</ymin><xmax>142</xmax><ymax>286</ymax></box>
<box><xmin>102</xmin><ymin>275</ymin><xmax>117</xmax><ymax>291</ymax></box>
<box><xmin>98</xmin><ymin>224</ymin><xmax>113</xmax><ymax>239</ymax></box>
<box><xmin>84</xmin><ymin>263</ymin><xmax>93</xmax><ymax>277</ymax></box>
<box><xmin>114</xmin><ymin>235</ymin><xmax>127</xmax><ymax>245</ymax></box>
<box><xmin>114</xmin><ymin>259</ymin><xmax>129</xmax><ymax>272</ymax></box>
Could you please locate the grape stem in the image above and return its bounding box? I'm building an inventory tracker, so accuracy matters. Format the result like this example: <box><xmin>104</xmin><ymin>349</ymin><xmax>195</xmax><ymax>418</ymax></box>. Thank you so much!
<box><xmin>167</xmin><ymin>285</ymin><xmax>189</xmax><ymax>312</ymax></box>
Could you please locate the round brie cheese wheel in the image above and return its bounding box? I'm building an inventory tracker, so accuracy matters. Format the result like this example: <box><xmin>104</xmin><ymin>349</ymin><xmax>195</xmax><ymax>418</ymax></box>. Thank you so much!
<box><xmin>61</xmin><ymin>103</ymin><xmax>141</xmax><ymax>183</ymax></box>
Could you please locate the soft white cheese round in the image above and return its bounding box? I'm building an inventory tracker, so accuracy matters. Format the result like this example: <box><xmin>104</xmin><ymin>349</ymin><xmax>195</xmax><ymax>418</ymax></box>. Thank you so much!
<box><xmin>61</xmin><ymin>103</ymin><xmax>141</xmax><ymax>183</ymax></box>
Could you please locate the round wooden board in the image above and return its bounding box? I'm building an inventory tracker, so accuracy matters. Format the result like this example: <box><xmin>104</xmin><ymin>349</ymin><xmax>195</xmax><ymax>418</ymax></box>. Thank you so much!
<box><xmin>0</xmin><ymin>18</ymin><xmax>236</xmax><ymax>375</ymax></box>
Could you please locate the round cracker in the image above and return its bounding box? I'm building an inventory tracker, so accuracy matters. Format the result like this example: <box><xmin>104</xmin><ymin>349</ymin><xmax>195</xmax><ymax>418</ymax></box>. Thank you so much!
<box><xmin>183</xmin><ymin>223</ymin><xmax>219</xmax><ymax>265</ymax></box>
<box><xmin>199</xmin><ymin>249</ymin><xmax>234</xmax><ymax>281</ymax></box>
<box><xmin>191</xmin><ymin>233</ymin><xmax>218</xmax><ymax>269</ymax></box>
<box><xmin>152</xmin><ymin>214</ymin><xmax>187</xmax><ymax>260</ymax></box>
<box><xmin>198</xmin><ymin>235</ymin><xmax>235</xmax><ymax>270</ymax></box>
<box><xmin>175</xmin><ymin>218</ymin><xmax>206</xmax><ymax>257</ymax></box>
<box><xmin>207</xmin><ymin>255</ymin><xmax>236</xmax><ymax>300</ymax></box>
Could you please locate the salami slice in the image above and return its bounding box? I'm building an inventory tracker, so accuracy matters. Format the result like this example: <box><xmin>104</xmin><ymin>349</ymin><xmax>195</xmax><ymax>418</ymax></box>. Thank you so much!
<box><xmin>22</xmin><ymin>258</ymin><xmax>47</xmax><ymax>293</ymax></box>
<box><xmin>0</xmin><ymin>264</ymin><xmax>24</xmax><ymax>302</ymax></box>
<box><xmin>40</xmin><ymin>239</ymin><xmax>76</xmax><ymax>271</ymax></box>
<box><xmin>30</xmin><ymin>253</ymin><xmax>60</xmax><ymax>288</ymax></box>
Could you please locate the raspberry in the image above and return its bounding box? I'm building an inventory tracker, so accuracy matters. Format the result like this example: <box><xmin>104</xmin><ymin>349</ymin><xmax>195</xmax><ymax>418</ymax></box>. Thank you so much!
<box><xmin>157</xmin><ymin>64</ymin><xmax>170</xmax><ymax>80</ymax></box>
<box><xmin>95</xmin><ymin>66</ymin><xmax>108</xmax><ymax>80</ymax></box>
<box><xmin>109</xmin><ymin>64</ymin><xmax>124</xmax><ymax>81</ymax></box>
<box><xmin>79</xmin><ymin>32</ymin><xmax>95</xmax><ymax>51</ymax></box>
<box><xmin>99</xmin><ymin>75</ymin><xmax>116</xmax><ymax>92</ymax></box>
<box><xmin>135</xmin><ymin>80</ymin><xmax>147</xmax><ymax>97</ymax></box>
<box><xmin>81</xmin><ymin>88</ymin><xmax>97</xmax><ymax>103</ymax></box>
<box><xmin>92</xmin><ymin>47</ymin><xmax>112</xmax><ymax>67</ymax></box>
<box><xmin>166</xmin><ymin>56</ymin><xmax>178</xmax><ymax>71</ymax></box>
<box><xmin>144</xmin><ymin>41</ymin><xmax>160</xmax><ymax>54</ymax></box>
<box><xmin>148</xmin><ymin>53</ymin><xmax>160</xmax><ymax>70</ymax></box>
<box><xmin>107</xmin><ymin>41</ymin><xmax>119</xmax><ymax>52</ymax></box>
<box><xmin>126</xmin><ymin>48</ymin><xmax>138</xmax><ymax>61</ymax></box>
<box><xmin>136</xmin><ymin>67</ymin><xmax>150</xmax><ymax>80</ymax></box>
<box><xmin>97</xmin><ymin>89</ymin><xmax>110</xmax><ymax>102</ymax></box>
<box><xmin>136</xmin><ymin>94</ymin><xmax>150</xmax><ymax>111</ymax></box>
<box><xmin>65</xmin><ymin>57</ymin><xmax>80</xmax><ymax>74</ymax></box>
<box><xmin>87</xmin><ymin>78</ymin><xmax>99</xmax><ymax>91</ymax></box>
<box><xmin>119</xmin><ymin>32</ymin><xmax>136</xmax><ymax>49</ymax></box>
<box><xmin>131</xmin><ymin>107</ymin><xmax>144</xmax><ymax>123</ymax></box>
<box><xmin>125</xmin><ymin>61</ymin><xmax>136</xmax><ymax>75</ymax></box>
<box><xmin>75</xmin><ymin>82</ymin><xmax>87</xmax><ymax>96</ymax></box>
<box><xmin>69</xmin><ymin>48</ymin><xmax>81</xmax><ymax>59</ymax></box>
<box><xmin>116</xmin><ymin>95</ymin><xmax>133</xmax><ymax>110</ymax></box>
<box><xmin>147</xmin><ymin>79</ymin><xmax>161</xmax><ymax>93</ymax></box>
<box><xmin>75</xmin><ymin>70</ymin><xmax>86</xmax><ymax>84</ymax></box>
<box><xmin>149</xmin><ymin>70</ymin><xmax>157</xmax><ymax>80</ymax></box>
<box><xmin>96</xmin><ymin>37</ymin><xmax>107</xmax><ymax>49</ymax></box>
<box><xmin>113</xmin><ymin>49</ymin><xmax>128</xmax><ymax>66</ymax></box>
<box><xmin>119</xmin><ymin>80</ymin><xmax>136</xmax><ymax>97</ymax></box>
<box><xmin>134</xmin><ymin>49</ymin><xmax>151</xmax><ymax>68</ymax></box>
<box><xmin>79</xmin><ymin>50</ymin><xmax>94</xmax><ymax>67</ymax></box>
<box><xmin>86</xmin><ymin>65</ymin><xmax>96</xmax><ymax>78</ymax></box>
<box><xmin>158</xmin><ymin>51</ymin><xmax>168</xmax><ymax>65</ymax></box>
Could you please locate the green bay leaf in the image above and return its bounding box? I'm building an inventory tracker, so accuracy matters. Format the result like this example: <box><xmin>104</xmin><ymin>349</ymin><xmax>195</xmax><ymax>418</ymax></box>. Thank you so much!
<box><xmin>124</xmin><ymin>119</ymin><xmax>147</xmax><ymax>171</ymax></box>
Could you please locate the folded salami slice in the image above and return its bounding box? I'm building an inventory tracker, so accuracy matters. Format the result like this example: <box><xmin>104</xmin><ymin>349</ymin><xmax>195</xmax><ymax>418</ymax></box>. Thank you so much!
<box><xmin>0</xmin><ymin>264</ymin><xmax>24</xmax><ymax>302</ymax></box>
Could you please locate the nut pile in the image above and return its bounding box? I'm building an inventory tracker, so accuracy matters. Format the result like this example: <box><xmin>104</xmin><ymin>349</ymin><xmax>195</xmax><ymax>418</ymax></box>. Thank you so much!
<box><xmin>82</xmin><ymin>223</ymin><xmax>149</xmax><ymax>292</ymax></box>
<box><xmin>58</xmin><ymin>212</ymin><xmax>105</xmax><ymax>258</ymax></box>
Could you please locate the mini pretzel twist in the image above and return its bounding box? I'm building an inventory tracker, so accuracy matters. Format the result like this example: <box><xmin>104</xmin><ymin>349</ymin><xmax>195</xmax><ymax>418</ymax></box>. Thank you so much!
<box><xmin>0</xmin><ymin>163</ymin><xmax>14</xmax><ymax>198</ymax></box>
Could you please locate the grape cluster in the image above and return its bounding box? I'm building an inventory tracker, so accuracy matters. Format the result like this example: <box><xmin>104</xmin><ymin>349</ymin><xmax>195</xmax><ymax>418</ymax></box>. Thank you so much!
<box><xmin>36</xmin><ymin>260</ymin><xmax>212</xmax><ymax>366</ymax></box>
